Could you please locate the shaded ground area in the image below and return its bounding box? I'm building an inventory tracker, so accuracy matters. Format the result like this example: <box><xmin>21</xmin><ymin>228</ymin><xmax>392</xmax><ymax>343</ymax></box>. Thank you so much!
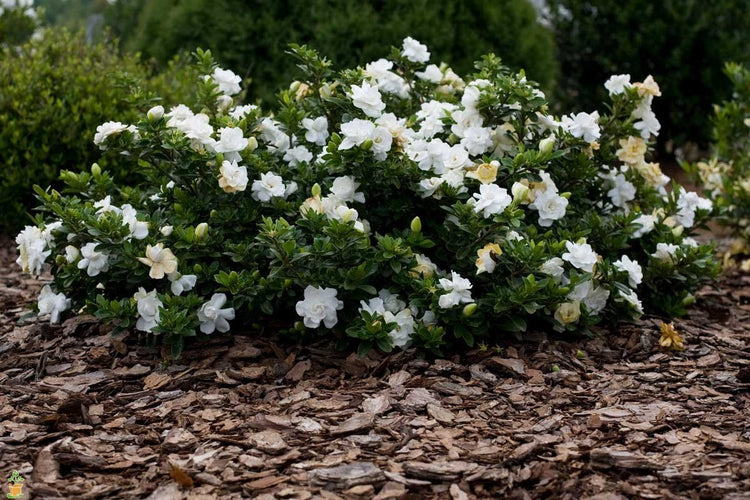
<box><xmin>1</xmin><ymin>238</ymin><xmax>749</xmax><ymax>499</ymax></box>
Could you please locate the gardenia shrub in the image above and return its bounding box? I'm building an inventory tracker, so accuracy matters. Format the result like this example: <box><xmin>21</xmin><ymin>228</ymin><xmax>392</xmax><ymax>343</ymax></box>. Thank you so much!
<box><xmin>18</xmin><ymin>40</ymin><xmax>718</xmax><ymax>357</ymax></box>
<box><xmin>0</xmin><ymin>0</ymin><xmax>38</xmax><ymax>46</ymax></box>
<box><xmin>688</xmin><ymin>63</ymin><xmax>750</xmax><ymax>258</ymax></box>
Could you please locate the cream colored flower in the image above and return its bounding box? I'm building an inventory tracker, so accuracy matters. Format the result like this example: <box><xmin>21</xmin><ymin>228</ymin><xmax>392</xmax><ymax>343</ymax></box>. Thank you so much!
<box><xmin>138</xmin><ymin>243</ymin><xmax>178</xmax><ymax>279</ymax></box>
<box><xmin>300</xmin><ymin>196</ymin><xmax>324</xmax><ymax>217</ymax></box>
<box><xmin>554</xmin><ymin>301</ymin><xmax>581</xmax><ymax>325</ymax></box>
<box><xmin>466</xmin><ymin>161</ymin><xmax>499</xmax><ymax>184</ymax></box>
<box><xmin>635</xmin><ymin>161</ymin><xmax>665</xmax><ymax>186</ymax></box>
<box><xmin>616</xmin><ymin>136</ymin><xmax>647</xmax><ymax>165</ymax></box>
<box><xmin>475</xmin><ymin>242</ymin><xmax>502</xmax><ymax>275</ymax></box>
<box><xmin>634</xmin><ymin>75</ymin><xmax>661</xmax><ymax>97</ymax></box>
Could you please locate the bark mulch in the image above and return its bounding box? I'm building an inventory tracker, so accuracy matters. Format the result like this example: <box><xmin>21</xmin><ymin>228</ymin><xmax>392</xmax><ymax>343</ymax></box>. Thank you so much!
<box><xmin>1</xmin><ymin>238</ymin><xmax>749</xmax><ymax>500</ymax></box>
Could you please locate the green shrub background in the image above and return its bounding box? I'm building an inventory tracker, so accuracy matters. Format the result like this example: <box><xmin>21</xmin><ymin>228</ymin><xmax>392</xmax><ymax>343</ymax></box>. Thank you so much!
<box><xmin>0</xmin><ymin>29</ymin><xmax>196</xmax><ymax>233</ymax></box>
<box><xmin>108</xmin><ymin>0</ymin><xmax>558</xmax><ymax>103</ymax></box>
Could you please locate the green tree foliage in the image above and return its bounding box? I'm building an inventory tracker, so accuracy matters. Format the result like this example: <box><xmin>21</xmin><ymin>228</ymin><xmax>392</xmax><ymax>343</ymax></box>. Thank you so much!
<box><xmin>110</xmin><ymin>0</ymin><xmax>557</xmax><ymax>103</ymax></box>
<box><xmin>546</xmin><ymin>0</ymin><xmax>750</xmax><ymax>150</ymax></box>
<box><xmin>0</xmin><ymin>28</ymin><xmax>197</xmax><ymax>233</ymax></box>
<box><xmin>0</xmin><ymin>1</ymin><xmax>38</xmax><ymax>46</ymax></box>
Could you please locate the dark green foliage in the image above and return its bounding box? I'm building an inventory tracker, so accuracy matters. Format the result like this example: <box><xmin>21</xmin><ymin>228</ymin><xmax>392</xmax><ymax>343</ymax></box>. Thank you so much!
<box><xmin>546</xmin><ymin>0</ymin><xmax>750</xmax><ymax>149</ymax></box>
<box><xmin>0</xmin><ymin>29</ymin><xmax>197</xmax><ymax>233</ymax></box>
<box><xmin>0</xmin><ymin>2</ymin><xmax>38</xmax><ymax>46</ymax></box>
<box><xmin>110</xmin><ymin>0</ymin><xmax>557</xmax><ymax>103</ymax></box>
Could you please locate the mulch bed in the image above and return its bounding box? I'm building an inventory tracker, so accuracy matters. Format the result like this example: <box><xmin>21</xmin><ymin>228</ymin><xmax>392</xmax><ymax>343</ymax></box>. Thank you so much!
<box><xmin>1</xmin><ymin>237</ymin><xmax>749</xmax><ymax>500</ymax></box>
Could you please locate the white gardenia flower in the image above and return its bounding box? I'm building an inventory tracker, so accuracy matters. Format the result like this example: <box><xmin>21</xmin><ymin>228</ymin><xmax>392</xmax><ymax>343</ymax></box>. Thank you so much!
<box><xmin>339</xmin><ymin>119</ymin><xmax>376</xmax><ymax>150</ymax></box>
<box><xmin>37</xmin><ymin>285</ymin><xmax>70</xmax><ymax>324</ymax></box>
<box><xmin>652</xmin><ymin>242</ymin><xmax>680</xmax><ymax>261</ymax></box>
<box><xmin>540</xmin><ymin>257</ymin><xmax>565</xmax><ymax>283</ymax></box>
<box><xmin>531</xmin><ymin>189</ymin><xmax>569</xmax><ymax>227</ymax></box>
<box><xmin>472</xmin><ymin>184</ymin><xmax>512</xmax><ymax>218</ymax></box>
<box><xmin>378</xmin><ymin>289</ymin><xmax>406</xmax><ymax>314</ymax></box>
<box><xmin>134</xmin><ymin>288</ymin><xmax>163</xmax><ymax>333</ymax></box>
<box><xmin>174</xmin><ymin>113</ymin><xmax>215</xmax><ymax>147</ymax></box>
<box><xmin>568</xmin><ymin>281</ymin><xmax>609</xmax><ymax>315</ymax></box>
<box><xmin>370</xmin><ymin>125</ymin><xmax>393</xmax><ymax>161</ymax></box>
<box><xmin>614</xmin><ymin>255</ymin><xmax>643</xmax><ymax>288</ymax></box>
<box><xmin>258</xmin><ymin>118</ymin><xmax>291</xmax><ymax>153</ymax></box>
<box><xmin>168</xmin><ymin>272</ymin><xmax>197</xmax><ymax>296</ymax></box>
<box><xmin>64</xmin><ymin>245</ymin><xmax>80</xmax><ymax>263</ymax></box>
<box><xmin>364</xmin><ymin>59</ymin><xmax>410</xmax><ymax>99</ymax></box>
<box><xmin>147</xmin><ymin>105</ymin><xmax>164</xmax><ymax>121</ymax></box>
<box><xmin>93</xmin><ymin>121</ymin><xmax>129</xmax><ymax>149</ymax></box>
<box><xmin>77</xmin><ymin>242</ymin><xmax>109</xmax><ymax>277</ymax></box>
<box><xmin>606</xmin><ymin>173</ymin><xmax>637</xmax><ymax>208</ymax></box>
<box><xmin>166</xmin><ymin>104</ymin><xmax>194</xmax><ymax>127</ymax></box>
<box><xmin>437</xmin><ymin>271</ymin><xmax>474</xmax><ymax>309</ymax></box>
<box><xmin>460</xmin><ymin>125</ymin><xmax>494</xmax><ymax>155</ymax></box>
<box><xmin>401</xmin><ymin>36</ymin><xmax>430</xmax><ymax>63</ymax></box>
<box><xmin>384</xmin><ymin>308</ymin><xmax>415</xmax><ymax>348</ymax></box>
<box><xmin>604</xmin><ymin>74</ymin><xmax>632</xmax><ymax>95</ymax></box>
<box><xmin>218</xmin><ymin>160</ymin><xmax>248</xmax><ymax>193</ymax></box>
<box><xmin>441</xmin><ymin>144</ymin><xmax>471</xmax><ymax>171</ymax></box>
<box><xmin>121</xmin><ymin>204</ymin><xmax>149</xmax><ymax>240</ymax></box>
<box><xmin>15</xmin><ymin>225</ymin><xmax>51</xmax><ymax>276</ymax></box>
<box><xmin>349</xmin><ymin>80</ymin><xmax>386</xmax><ymax>118</ymax></box>
<box><xmin>633</xmin><ymin>108</ymin><xmax>661</xmax><ymax>139</ymax></box>
<box><xmin>283</xmin><ymin>145</ymin><xmax>314</xmax><ymax>167</ymax></box>
<box><xmin>330</xmin><ymin>176</ymin><xmax>365</xmax><ymax>204</ymax></box>
<box><xmin>252</xmin><ymin>172</ymin><xmax>287</xmax><ymax>202</ymax></box>
<box><xmin>93</xmin><ymin>195</ymin><xmax>121</xmax><ymax>218</ymax></box>
<box><xmin>301</xmin><ymin>116</ymin><xmax>329</xmax><ymax>146</ymax></box>
<box><xmin>295</xmin><ymin>285</ymin><xmax>344</xmax><ymax>328</ymax></box>
<box><xmin>416</xmin><ymin>64</ymin><xmax>443</xmax><ymax>83</ymax></box>
<box><xmin>418</xmin><ymin>177</ymin><xmax>444</xmax><ymax>198</ymax></box>
<box><xmin>632</xmin><ymin>213</ymin><xmax>657</xmax><ymax>237</ymax></box>
<box><xmin>413</xmin><ymin>253</ymin><xmax>438</xmax><ymax>277</ymax></box>
<box><xmin>229</xmin><ymin>104</ymin><xmax>258</xmax><ymax>120</ymax></box>
<box><xmin>563</xmin><ymin>111</ymin><xmax>601</xmax><ymax>142</ymax></box>
<box><xmin>619</xmin><ymin>288</ymin><xmax>643</xmax><ymax>314</ymax></box>
<box><xmin>212</xmin><ymin>67</ymin><xmax>242</xmax><ymax>96</ymax></box>
<box><xmin>676</xmin><ymin>189</ymin><xmax>712</xmax><ymax>228</ymax></box>
<box><xmin>562</xmin><ymin>240</ymin><xmax>599</xmax><ymax>272</ymax></box>
<box><xmin>214</xmin><ymin>127</ymin><xmax>248</xmax><ymax>162</ymax></box>
<box><xmin>359</xmin><ymin>297</ymin><xmax>386</xmax><ymax>316</ymax></box>
<box><xmin>138</xmin><ymin>244</ymin><xmax>178</xmax><ymax>280</ymax></box>
<box><xmin>198</xmin><ymin>293</ymin><xmax>235</xmax><ymax>334</ymax></box>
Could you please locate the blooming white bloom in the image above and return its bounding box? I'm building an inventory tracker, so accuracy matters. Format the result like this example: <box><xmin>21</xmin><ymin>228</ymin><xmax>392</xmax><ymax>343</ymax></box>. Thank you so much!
<box><xmin>64</xmin><ymin>245</ymin><xmax>80</xmax><ymax>263</ymax></box>
<box><xmin>160</xmin><ymin>226</ymin><xmax>174</xmax><ymax>237</ymax></box>
<box><xmin>198</xmin><ymin>293</ymin><xmax>235</xmax><ymax>334</ymax></box>
<box><xmin>441</xmin><ymin>144</ymin><xmax>471</xmax><ymax>171</ymax></box>
<box><xmin>437</xmin><ymin>271</ymin><xmax>474</xmax><ymax>309</ymax></box>
<box><xmin>401</xmin><ymin>36</ymin><xmax>430</xmax><ymax>63</ymax></box>
<box><xmin>330</xmin><ymin>176</ymin><xmax>365</xmax><ymax>204</ymax></box>
<box><xmin>37</xmin><ymin>285</ymin><xmax>70</xmax><ymax>323</ymax></box>
<box><xmin>378</xmin><ymin>289</ymin><xmax>406</xmax><ymax>314</ymax></box>
<box><xmin>359</xmin><ymin>297</ymin><xmax>386</xmax><ymax>316</ymax></box>
<box><xmin>562</xmin><ymin>240</ymin><xmax>598</xmax><ymax>272</ymax></box>
<box><xmin>93</xmin><ymin>121</ymin><xmax>129</xmax><ymax>149</ymax></box>
<box><xmin>166</xmin><ymin>104</ymin><xmax>194</xmax><ymax>127</ymax></box>
<box><xmin>301</xmin><ymin>116</ymin><xmax>329</xmax><ymax>146</ymax></box>
<box><xmin>93</xmin><ymin>195</ymin><xmax>120</xmax><ymax>217</ymax></box>
<box><xmin>384</xmin><ymin>308</ymin><xmax>415</xmax><ymax>348</ymax></box>
<box><xmin>168</xmin><ymin>272</ymin><xmax>197</xmax><ymax>296</ymax></box>
<box><xmin>604</xmin><ymin>74</ymin><xmax>632</xmax><ymax>95</ymax></box>
<box><xmin>413</xmin><ymin>253</ymin><xmax>438</xmax><ymax>277</ymax></box>
<box><xmin>212</xmin><ymin>67</ymin><xmax>242</xmax><ymax>96</ymax></box>
<box><xmin>563</xmin><ymin>111</ymin><xmax>600</xmax><ymax>142</ymax></box>
<box><xmin>451</xmin><ymin>108</ymin><xmax>483</xmax><ymax>137</ymax></box>
<box><xmin>349</xmin><ymin>80</ymin><xmax>386</xmax><ymax>118</ymax></box>
<box><xmin>472</xmin><ymin>184</ymin><xmax>512</xmax><ymax>218</ymax></box>
<box><xmin>633</xmin><ymin>108</ymin><xmax>661</xmax><ymax>138</ymax></box>
<box><xmin>676</xmin><ymin>189</ymin><xmax>712</xmax><ymax>228</ymax></box>
<box><xmin>121</xmin><ymin>204</ymin><xmax>149</xmax><ymax>240</ymax></box>
<box><xmin>568</xmin><ymin>281</ymin><xmax>609</xmax><ymax>314</ymax></box>
<box><xmin>174</xmin><ymin>113</ymin><xmax>215</xmax><ymax>147</ymax></box>
<box><xmin>614</xmin><ymin>255</ymin><xmax>643</xmax><ymax>288</ymax></box>
<box><xmin>77</xmin><ymin>242</ymin><xmax>109</xmax><ymax>277</ymax></box>
<box><xmin>606</xmin><ymin>172</ymin><xmax>636</xmax><ymax>208</ymax></box>
<box><xmin>619</xmin><ymin>288</ymin><xmax>643</xmax><ymax>314</ymax></box>
<box><xmin>460</xmin><ymin>125</ymin><xmax>494</xmax><ymax>155</ymax></box>
<box><xmin>632</xmin><ymin>213</ymin><xmax>657</xmax><ymax>237</ymax></box>
<box><xmin>652</xmin><ymin>242</ymin><xmax>680</xmax><ymax>261</ymax></box>
<box><xmin>218</xmin><ymin>160</ymin><xmax>248</xmax><ymax>193</ymax></box>
<box><xmin>540</xmin><ymin>257</ymin><xmax>565</xmax><ymax>283</ymax></box>
<box><xmin>416</xmin><ymin>64</ymin><xmax>443</xmax><ymax>83</ymax></box>
<box><xmin>283</xmin><ymin>145</ymin><xmax>313</xmax><ymax>167</ymax></box>
<box><xmin>339</xmin><ymin>119</ymin><xmax>376</xmax><ymax>150</ymax></box>
<box><xmin>364</xmin><ymin>59</ymin><xmax>410</xmax><ymax>99</ymax></box>
<box><xmin>530</xmin><ymin>189</ymin><xmax>569</xmax><ymax>227</ymax></box>
<box><xmin>16</xmin><ymin>226</ymin><xmax>51</xmax><ymax>276</ymax></box>
<box><xmin>229</xmin><ymin>104</ymin><xmax>258</xmax><ymax>120</ymax></box>
<box><xmin>214</xmin><ymin>127</ymin><xmax>248</xmax><ymax>162</ymax></box>
<box><xmin>252</xmin><ymin>172</ymin><xmax>287</xmax><ymax>202</ymax></box>
<box><xmin>134</xmin><ymin>288</ymin><xmax>163</xmax><ymax>332</ymax></box>
<box><xmin>137</xmin><ymin>243</ymin><xmax>178</xmax><ymax>279</ymax></box>
<box><xmin>295</xmin><ymin>285</ymin><xmax>344</xmax><ymax>328</ymax></box>
<box><xmin>258</xmin><ymin>118</ymin><xmax>291</xmax><ymax>153</ymax></box>
<box><xmin>418</xmin><ymin>177</ymin><xmax>444</xmax><ymax>198</ymax></box>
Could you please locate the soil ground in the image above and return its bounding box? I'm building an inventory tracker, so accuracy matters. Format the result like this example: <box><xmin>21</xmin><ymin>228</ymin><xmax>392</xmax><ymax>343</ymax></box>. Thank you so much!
<box><xmin>1</xmin><ymin>238</ymin><xmax>749</xmax><ymax>499</ymax></box>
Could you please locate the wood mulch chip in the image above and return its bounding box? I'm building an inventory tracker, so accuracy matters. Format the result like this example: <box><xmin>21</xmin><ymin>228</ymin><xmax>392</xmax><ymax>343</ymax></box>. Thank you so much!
<box><xmin>1</xmin><ymin>237</ymin><xmax>749</xmax><ymax>499</ymax></box>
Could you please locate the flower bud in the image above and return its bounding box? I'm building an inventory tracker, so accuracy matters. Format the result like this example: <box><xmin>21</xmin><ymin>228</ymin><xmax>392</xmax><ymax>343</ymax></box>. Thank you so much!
<box><xmin>193</xmin><ymin>263</ymin><xmax>203</xmax><ymax>273</ymax></box>
<box><xmin>511</xmin><ymin>182</ymin><xmax>530</xmax><ymax>203</ymax></box>
<box><xmin>289</xmin><ymin>81</ymin><xmax>302</xmax><ymax>92</ymax></box>
<box><xmin>294</xmin><ymin>321</ymin><xmax>305</xmax><ymax>331</ymax></box>
<box><xmin>360</xmin><ymin>139</ymin><xmax>373</xmax><ymax>151</ymax></box>
<box><xmin>539</xmin><ymin>135</ymin><xmax>555</xmax><ymax>154</ymax></box>
<box><xmin>311</xmin><ymin>183</ymin><xmax>322</xmax><ymax>198</ymax></box>
<box><xmin>462</xmin><ymin>303</ymin><xmax>478</xmax><ymax>316</ymax></box>
<box><xmin>551</xmin><ymin>364</ymin><xmax>560</xmax><ymax>372</ymax></box>
<box><xmin>173</xmin><ymin>203</ymin><xmax>183</xmax><ymax>214</ymax></box>
<box><xmin>210</xmin><ymin>209</ymin><xmax>218</xmax><ymax>219</ymax></box>
<box><xmin>147</xmin><ymin>105</ymin><xmax>164</xmax><ymax>121</ymax></box>
<box><xmin>410</xmin><ymin>216</ymin><xmax>422</xmax><ymax>233</ymax></box>
<box><xmin>681</xmin><ymin>294</ymin><xmax>695</xmax><ymax>306</ymax></box>
<box><xmin>247</xmin><ymin>136</ymin><xmax>258</xmax><ymax>152</ymax></box>
<box><xmin>195</xmin><ymin>222</ymin><xmax>209</xmax><ymax>241</ymax></box>
<box><xmin>671</xmin><ymin>225</ymin><xmax>684</xmax><ymax>237</ymax></box>
<box><xmin>576</xmin><ymin>349</ymin><xmax>586</xmax><ymax>359</ymax></box>
<box><xmin>560</xmin><ymin>192</ymin><xmax>571</xmax><ymax>199</ymax></box>
<box><xmin>160</xmin><ymin>225</ymin><xmax>173</xmax><ymax>236</ymax></box>
<box><xmin>90</xmin><ymin>163</ymin><xmax>101</xmax><ymax>176</ymax></box>
<box><xmin>55</xmin><ymin>255</ymin><xmax>66</xmax><ymax>266</ymax></box>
